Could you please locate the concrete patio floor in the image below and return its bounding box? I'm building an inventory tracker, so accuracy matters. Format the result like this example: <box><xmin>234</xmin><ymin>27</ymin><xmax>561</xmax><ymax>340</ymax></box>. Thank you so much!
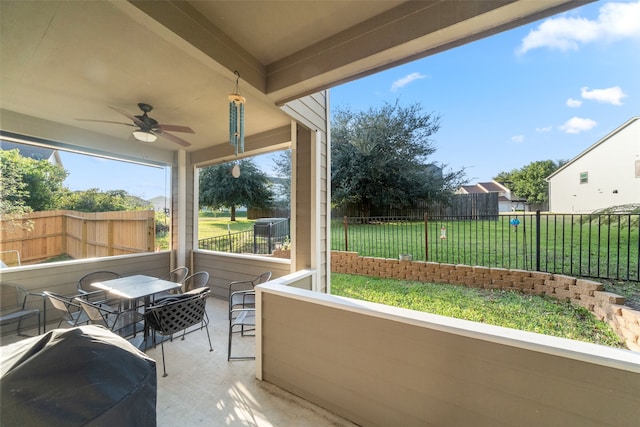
<box><xmin>1</xmin><ymin>297</ymin><xmax>357</xmax><ymax>427</ymax></box>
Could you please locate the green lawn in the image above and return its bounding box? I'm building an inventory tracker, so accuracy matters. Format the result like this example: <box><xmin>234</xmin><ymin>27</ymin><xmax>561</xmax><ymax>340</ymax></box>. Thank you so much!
<box><xmin>198</xmin><ymin>212</ymin><xmax>254</xmax><ymax>240</ymax></box>
<box><xmin>330</xmin><ymin>273</ymin><xmax>625</xmax><ymax>348</ymax></box>
<box><xmin>331</xmin><ymin>215</ymin><xmax>640</xmax><ymax>285</ymax></box>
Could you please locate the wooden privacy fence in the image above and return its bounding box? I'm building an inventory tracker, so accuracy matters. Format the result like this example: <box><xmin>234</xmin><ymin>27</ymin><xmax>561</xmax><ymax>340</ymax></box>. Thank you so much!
<box><xmin>331</xmin><ymin>193</ymin><xmax>499</xmax><ymax>219</ymax></box>
<box><xmin>0</xmin><ymin>210</ymin><xmax>155</xmax><ymax>265</ymax></box>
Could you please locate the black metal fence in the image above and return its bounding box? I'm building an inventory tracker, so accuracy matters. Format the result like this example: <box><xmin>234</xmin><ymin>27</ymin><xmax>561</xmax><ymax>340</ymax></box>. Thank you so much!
<box><xmin>331</xmin><ymin>213</ymin><xmax>640</xmax><ymax>282</ymax></box>
<box><xmin>198</xmin><ymin>218</ymin><xmax>290</xmax><ymax>255</ymax></box>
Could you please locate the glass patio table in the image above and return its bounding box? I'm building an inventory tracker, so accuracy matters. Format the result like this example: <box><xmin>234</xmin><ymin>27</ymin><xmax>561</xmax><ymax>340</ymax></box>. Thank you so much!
<box><xmin>92</xmin><ymin>274</ymin><xmax>182</xmax><ymax>345</ymax></box>
<box><xmin>92</xmin><ymin>275</ymin><xmax>181</xmax><ymax>301</ymax></box>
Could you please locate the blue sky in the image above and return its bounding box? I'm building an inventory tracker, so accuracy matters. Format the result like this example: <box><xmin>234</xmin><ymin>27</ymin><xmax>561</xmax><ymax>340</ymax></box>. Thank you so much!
<box><xmin>61</xmin><ymin>0</ymin><xmax>640</xmax><ymax>198</ymax></box>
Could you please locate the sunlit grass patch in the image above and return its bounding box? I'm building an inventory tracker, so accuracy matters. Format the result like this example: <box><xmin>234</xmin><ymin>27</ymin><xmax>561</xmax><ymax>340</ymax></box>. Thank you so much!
<box><xmin>330</xmin><ymin>273</ymin><xmax>624</xmax><ymax>348</ymax></box>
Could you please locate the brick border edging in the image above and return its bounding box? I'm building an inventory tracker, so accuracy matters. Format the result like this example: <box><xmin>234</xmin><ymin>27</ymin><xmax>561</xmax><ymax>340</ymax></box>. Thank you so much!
<box><xmin>331</xmin><ymin>251</ymin><xmax>640</xmax><ymax>352</ymax></box>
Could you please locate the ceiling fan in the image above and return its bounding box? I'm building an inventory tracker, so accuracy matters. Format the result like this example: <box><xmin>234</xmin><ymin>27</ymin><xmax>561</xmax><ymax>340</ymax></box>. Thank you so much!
<box><xmin>77</xmin><ymin>103</ymin><xmax>194</xmax><ymax>147</ymax></box>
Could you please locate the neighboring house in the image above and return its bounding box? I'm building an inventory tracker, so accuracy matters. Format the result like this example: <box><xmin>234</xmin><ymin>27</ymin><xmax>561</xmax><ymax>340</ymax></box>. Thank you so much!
<box><xmin>456</xmin><ymin>180</ymin><xmax>525</xmax><ymax>212</ymax></box>
<box><xmin>0</xmin><ymin>140</ymin><xmax>63</xmax><ymax>166</ymax></box>
<box><xmin>547</xmin><ymin>117</ymin><xmax>640</xmax><ymax>213</ymax></box>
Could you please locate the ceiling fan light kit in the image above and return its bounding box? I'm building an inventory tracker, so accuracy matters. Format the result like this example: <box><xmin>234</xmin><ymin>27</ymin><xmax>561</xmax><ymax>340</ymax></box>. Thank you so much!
<box><xmin>77</xmin><ymin>102</ymin><xmax>194</xmax><ymax>147</ymax></box>
<box><xmin>132</xmin><ymin>130</ymin><xmax>157</xmax><ymax>142</ymax></box>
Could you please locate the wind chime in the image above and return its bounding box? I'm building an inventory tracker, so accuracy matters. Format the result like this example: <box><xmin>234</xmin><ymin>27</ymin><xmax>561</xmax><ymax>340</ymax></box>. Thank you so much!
<box><xmin>228</xmin><ymin>71</ymin><xmax>246</xmax><ymax>155</ymax></box>
<box><xmin>228</xmin><ymin>71</ymin><xmax>245</xmax><ymax>178</ymax></box>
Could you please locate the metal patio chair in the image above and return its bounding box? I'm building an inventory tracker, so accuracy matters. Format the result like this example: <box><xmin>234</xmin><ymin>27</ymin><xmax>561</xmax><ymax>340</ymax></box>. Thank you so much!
<box><xmin>160</xmin><ymin>266</ymin><xmax>189</xmax><ymax>285</ymax></box>
<box><xmin>43</xmin><ymin>291</ymin><xmax>90</xmax><ymax>328</ymax></box>
<box><xmin>227</xmin><ymin>271</ymin><xmax>271</xmax><ymax>313</ymax></box>
<box><xmin>145</xmin><ymin>287</ymin><xmax>212</xmax><ymax>376</ymax></box>
<box><xmin>75</xmin><ymin>297</ymin><xmax>144</xmax><ymax>339</ymax></box>
<box><xmin>184</xmin><ymin>271</ymin><xmax>210</xmax><ymax>292</ymax></box>
<box><xmin>0</xmin><ymin>284</ymin><xmax>43</xmax><ymax>336</ymax></box>
<box><xmin>153</xmin><ymin>267</ymin><xmax>190</xmax><ymax>302</ymax></box>
<box><xmin>228</xmin><ymin>297</ymin><xmax>256</xmax><ymax>361</ymax></box>
<box><xmin>76</xmin><ymin>270</ymin><xmax>122</xmax><ymax>304</ymax></box>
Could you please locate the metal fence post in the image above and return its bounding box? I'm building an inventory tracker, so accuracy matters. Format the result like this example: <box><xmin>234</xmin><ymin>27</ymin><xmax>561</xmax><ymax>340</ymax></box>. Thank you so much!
<box><xmin>343</xmin><ymin>216</ymin><xmax>349</xmax><ymax>252</ymax></box>
<box><xmin>424</xmin><ymin>213</ymin><xmax>428</xmax><ymax>261</ymax></box>
<box><xmin>535</xmin><ymin>210</ymin><xmax>541</xmax><ymax>271</ymax></box>
<box><xmin>268</xmin><ymin>222</ymin><xmax>273</xmax><ymax>253</ymax></box>
<box><xmin>253</xmin><ymin>224</ymin><xmax>257</xmax><ymax>254</ymax></box>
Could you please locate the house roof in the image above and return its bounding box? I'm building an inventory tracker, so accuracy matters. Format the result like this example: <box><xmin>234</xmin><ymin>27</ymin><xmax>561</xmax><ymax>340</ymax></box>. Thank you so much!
<box><xmin>459</xmin><ymin>185</ymin><xmax>487</xmax><ymax>194</ymax></box>
<box><xmin>0</xmin><ymin>1</ymin><xmax>591</xmax><ymax>166</ymax></box>
<box><xmin>478</xmin><ymin>181</ymin><xmax>507</xmax><ymax>192</ymax></box>
<box><xmin>546</xmin><ymin>116</ymin><xmax>639</xmax><ymax>181</ymax></box>
<box><xmin>1</xmin><ymin>140</ymin><xmax>54</xmax><ymax>160</ymax></box>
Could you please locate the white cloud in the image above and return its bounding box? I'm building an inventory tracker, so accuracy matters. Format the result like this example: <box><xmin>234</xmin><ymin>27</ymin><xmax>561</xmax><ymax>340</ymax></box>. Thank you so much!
<box><xmin>566</xmin><ymin>98</ymin><xmax>582</xmax><ymax>108</ymax></box>
<box><xmin>517</xmin><ymin>1</ymin><xmax>640</xmax><ymax>54</ymax></box>
<box><xmin>581</xmin><ymin>86</ymin><xmax>627</xmax><ymax>105</ymax></box>
<box><xmin>536</xmin><ymin>126</ymin><xmax>552</xmax><ymax>132</ymax></box>
<box><xmin>559</xmin><ymin>117</ymin><xmax>597</xmax><ymax>134</ymax></box>
<box><xmin>511</xmin><ymin>135</ymin><xmax>525</xmax><ymax>143</ymax></box>
<box><xmin>390</xmin><ymin>72</ymin><xmax>427</xmax><ymax>92</ymax></box>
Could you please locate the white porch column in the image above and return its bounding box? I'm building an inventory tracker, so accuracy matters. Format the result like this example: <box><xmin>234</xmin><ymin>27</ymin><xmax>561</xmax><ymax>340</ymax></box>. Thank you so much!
<box><xmin>176</xmin><ymin>149</ymin><xmax>187</xmax><ymax>267</ymax></box>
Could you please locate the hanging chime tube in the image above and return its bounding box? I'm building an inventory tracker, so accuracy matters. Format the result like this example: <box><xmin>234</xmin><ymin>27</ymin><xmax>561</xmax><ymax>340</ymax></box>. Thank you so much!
<box><xmin>228</xmin><ymin>93</ymin><xmax>245</xmax><ymax>156</ymax></box>
<box><xmin>239</xmin><ymin>102</ymin><xmax>244</xmax><ymax>154</ymax></box>
<box><xmin>229</xmin><ymin>101</ymin><xmax>235</xmax><ymax>147</ymax></box>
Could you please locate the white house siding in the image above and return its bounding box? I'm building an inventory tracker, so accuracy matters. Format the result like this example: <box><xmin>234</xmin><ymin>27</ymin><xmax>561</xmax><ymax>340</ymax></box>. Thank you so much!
<box><xmin>548</xmin><ymin>118</ymin><xmax>640</xmax><ymax>213</ymax></box>
<box><xmin>281</xmin><ymin>91</ymin><xmax>330</xmax><ymax>293</ymax></box>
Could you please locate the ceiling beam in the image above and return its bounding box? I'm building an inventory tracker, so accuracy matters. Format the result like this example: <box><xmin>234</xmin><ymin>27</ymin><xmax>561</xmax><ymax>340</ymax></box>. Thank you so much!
<box><xmin>126</xmin><ymin>0</ymin><xmax>266</xmax><ymax>93</ymax></box>
<box><xmin>266</xmin><ymin>0</ymin><xmax>594</xmax><ymax>104</ymax></box>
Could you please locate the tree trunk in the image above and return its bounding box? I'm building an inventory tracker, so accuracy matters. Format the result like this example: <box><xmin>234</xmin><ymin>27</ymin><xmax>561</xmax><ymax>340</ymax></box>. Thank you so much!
<box><xmin>230</xmin><ymin>205</ymin><xmax>236</xmax><ymax>221</ymax></box>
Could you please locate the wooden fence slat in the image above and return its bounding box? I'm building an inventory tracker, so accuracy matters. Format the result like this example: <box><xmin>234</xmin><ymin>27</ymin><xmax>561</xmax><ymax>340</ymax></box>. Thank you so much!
<box><xmin>0</xmin><ymin>210</ymin><xmax>155</xmax><ymax>265</ymax></box>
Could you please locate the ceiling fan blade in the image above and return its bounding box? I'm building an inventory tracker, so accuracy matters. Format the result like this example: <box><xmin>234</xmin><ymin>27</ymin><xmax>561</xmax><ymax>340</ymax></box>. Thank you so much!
<box><xmin>158</xmin><ymin>124</ymin><xmax>195</xmax><ymax>134</ymax></box>
<box><xmin>154</xmin><ymin>129</ymin><xmax>191</xmax><ymax>147</ymax></box>
<box><xmin>109</xmin><ymin>106</ymin><xmax>145</xmax><ymax>128</ymax></box>
<box><xmin>76</xmin><ymin>118</ymin><xmax>135</xmax><ymax>127</ymax></box>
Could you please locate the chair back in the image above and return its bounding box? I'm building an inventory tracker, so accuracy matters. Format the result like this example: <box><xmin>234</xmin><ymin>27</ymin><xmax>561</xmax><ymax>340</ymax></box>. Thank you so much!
<box><xmin>0</xmin><ymin>284</ymin><xmax>24</xmax><ymax>312</ymax></box>
<box><xmin>254</xmin><ymin>271</ymin><xmax>272</xmax><ymax>285</ymax></box>
<box><xmin>43</xmin><ymin>291</ymin><xmax>76</xmax><ymax>313</ymax></box>
<box><xmin>145</xmin><ymin>288</ymin><xmax>210</xmax><ymax>336</ymax></box>
<box><xmin>184</xmin><ymin>271</ymin><xmax>209</xmax><ymax>292</ymax></box>
<box><xmin>77</xmin><ymin>271</ymin><xmax>121</xmax><ymax>293</ymax></box>
<box><xmin>75</xmin><ymin>298</ymin><xmax>107</xmax><ymax>324</ymax></box>
<box><xmin>161</xmin><ymin>267</ymin><xmax>189</xmax><ymax>284</ymax></box>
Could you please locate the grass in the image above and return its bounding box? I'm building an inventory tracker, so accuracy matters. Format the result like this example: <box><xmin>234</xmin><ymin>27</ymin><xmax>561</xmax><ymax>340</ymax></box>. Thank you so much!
<box><xmin>43</xmin><ymin>254</ymin><xmax>74</xmax><ymax>263</ymax></box>
<box><xmin>198</xmin><ymin>212</ymin><xmax>254</xmax><ymax>240</ymax></box>
<box><xmin>330</xmin><ymin>273</ymin><xmax>625</xmax><ymax>348</ymax></box>
<box><xmin>331</xmin><ymin>214</ymin><xmax>640</xmax><ymax>283</ymax></box>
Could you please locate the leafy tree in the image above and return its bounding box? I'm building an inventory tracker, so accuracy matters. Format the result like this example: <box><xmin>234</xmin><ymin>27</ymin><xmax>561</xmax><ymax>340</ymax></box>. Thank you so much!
<box><xmin>0</xmin><ymin>149</ymin><xmax>32</xmax><ymax>224</ymax></box>
<box><xmin>199</xmin><ymin>159</ymin><xmax>273</xmax><ymax>221</ymax></box>
<box><xmin>272</xmin><ymin>150</ymin><xmax>291</xmax><ymax>206</ymax></box>
<box><xmin>0</xmin><ymin>148</ymin><xmax>68</xmax><ymax>213</ymax></box>
<box><xmin>56</xmin><ymin>188</ymin><xmax>151</xmax><ymax>212</ymax></box>
<box><xmin>331</xmin><ymin>101</ymin><xmax>465</xmax><ymax>216</ymax></box>
<box><xmin>494</xmin><ymin>160</ymin><xmax>565</xmax><ymax>205</ymax></box>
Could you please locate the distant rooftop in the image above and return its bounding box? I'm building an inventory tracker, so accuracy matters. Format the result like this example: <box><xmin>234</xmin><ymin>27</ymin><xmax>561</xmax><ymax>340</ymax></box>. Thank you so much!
<box><xmin>0</xmin><ymin>140</ymin><xmax>60</xmax><ymax>164</ymax></box>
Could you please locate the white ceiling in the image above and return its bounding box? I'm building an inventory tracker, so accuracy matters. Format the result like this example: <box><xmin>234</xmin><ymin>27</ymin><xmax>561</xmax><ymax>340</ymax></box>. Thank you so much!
<box><xmin>0</xmin><ymin>0</ymin><xmax>592</xmax><ymax>165</ymax></box>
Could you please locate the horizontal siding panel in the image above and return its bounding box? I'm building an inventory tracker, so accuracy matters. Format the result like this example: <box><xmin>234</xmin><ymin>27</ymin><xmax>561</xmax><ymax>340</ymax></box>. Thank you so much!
<box><xmin>1</xmin><ymin>252</ymin><xmax>171</xmax><ymax>333</ymax></box>
<box><xmin>260</xmin><ymin>288</ymin><xmax>640</xmax><ymax>427</ymax></box>
<box><xmin>193</xmin><ymin>251</ymin><xmax>290</xmax><ymax>299</ymax></box>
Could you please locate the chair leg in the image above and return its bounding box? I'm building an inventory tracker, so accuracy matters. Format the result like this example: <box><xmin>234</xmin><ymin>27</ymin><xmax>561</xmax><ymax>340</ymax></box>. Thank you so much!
<box><xmin>228</xmin><ymin>320</ymin><xmax>232</xmax><ymax>361</ymax></box>
<box><xmin>16</xmin><ymin>312</ymin><xmax>40</xmax><ymax>336</ymax></box>
<box><xmin>205</xmin><ymin>324</ymin><xmax>213</xmax><ymax>352</ymax></box>
<box><xmin>160</xmin><ymin>341</ymin><xmax>168</xmax><ymax>377</ymax></box>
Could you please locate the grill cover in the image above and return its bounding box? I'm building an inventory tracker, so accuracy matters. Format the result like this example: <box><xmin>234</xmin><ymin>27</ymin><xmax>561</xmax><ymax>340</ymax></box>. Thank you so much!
<box><xmin>1</xmin><ymin>325</ymin><xmax>156</xmax><ymax>426</ymax></box>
